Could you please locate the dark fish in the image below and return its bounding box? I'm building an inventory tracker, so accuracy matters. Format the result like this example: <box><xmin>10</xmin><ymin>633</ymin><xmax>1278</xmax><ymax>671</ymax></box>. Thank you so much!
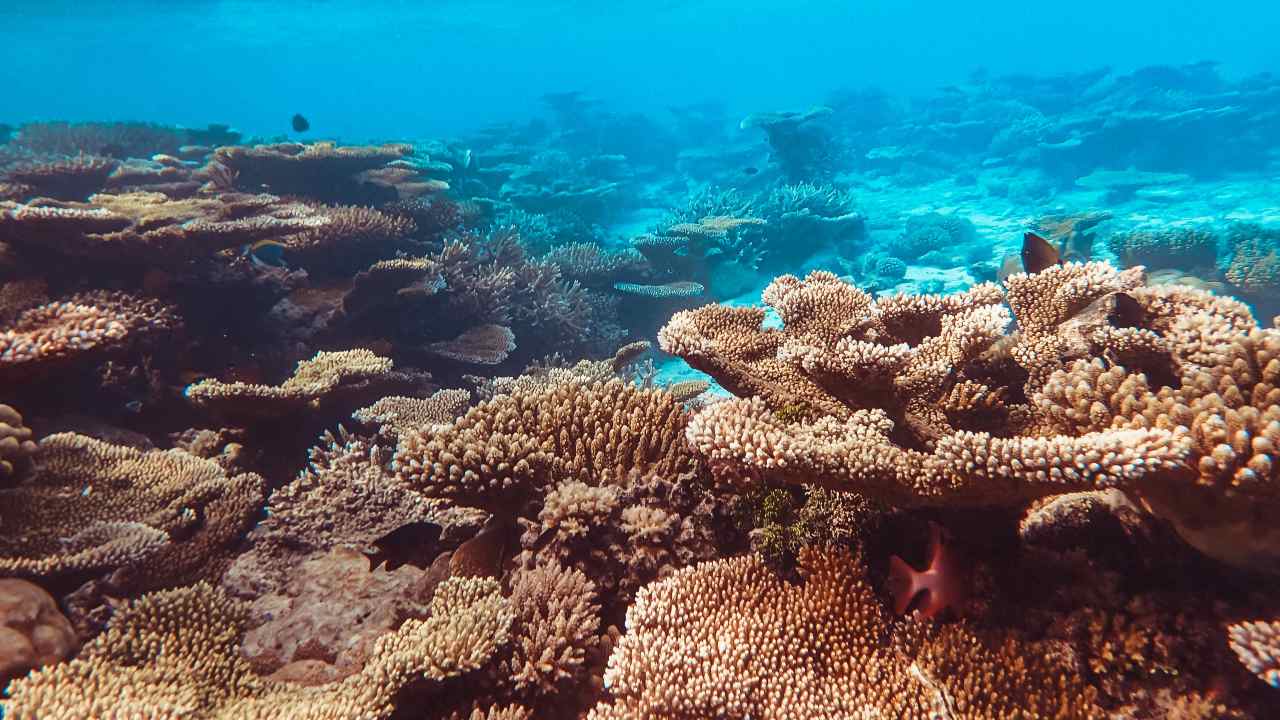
<box><xmin>364</xmin><ymin>521</ymin><xmax>443</xmax><ymax>571</ymax></box>
<box><xmin>1108</xmin><ymin>291</ymin><xmax>1146</xmax><ymax>328</ymax></box>
<box><xmin>449</xmin><ymin>515</ymin><xmax>517</xmax><ymax>578</ymax></box>
<box><xmin>1021</xmin><ymin>231</ymin><xmax>1062</xmax><ymax>274</ymax></box>
<box><xmin>243</xmin><ymin>239</ymin><xmax>288</xmax><ymax>268</ymax></box>
<box><xmin>743</xmin><ymin>166</ymin><xmax>759</xmax><ymax>176</ymax></box>
<box><xmin>291</xmin><ymin>113</ymin><xmax>310</xmax><ymax>132</ymax></box>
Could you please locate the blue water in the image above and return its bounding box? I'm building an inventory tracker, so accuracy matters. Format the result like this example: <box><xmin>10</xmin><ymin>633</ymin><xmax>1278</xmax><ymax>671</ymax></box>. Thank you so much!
<box><xmin>4</xmin><ymin>0</ymin><xmax>1278</xmax><ymax>140</ymax></box>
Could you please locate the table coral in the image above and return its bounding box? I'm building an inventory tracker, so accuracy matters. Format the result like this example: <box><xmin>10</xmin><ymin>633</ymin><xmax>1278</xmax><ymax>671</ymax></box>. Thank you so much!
<box><xmin>589</xmin><ymin>546</ymin><xmax>1102</xmax><ymax>719</ymax></box>
<box><xmin>662</xmin><ymin>262</ymin><xmax>1280</xmax><ymax>570</ymax></box>
<box><xmin>0</xmin><ymin>191</ymin><xmax>329</xmax><ymax>266</ymax></box>
<box><xmin>1</xmin><ymin>576</ymin><xmax>513</xmax><ymax>719</ymax></box>
<box><xmin>0</xmin><ymin>432</ymin><xmax>264</xmax><ymax>591</ymax></box>
<box><xmin>0</xmin><ymin>291</ymin><xmax>179</xmax><ymax>380</ymax></box>
<box><xmin>211</xmin><ymin>141</ymin><xmax>414</xmax><ymax>203</ymax></box>
<box><xmin>184</xmin><ymin>348</ymin><xmax>414</xmax><ymax>419</ymax></box>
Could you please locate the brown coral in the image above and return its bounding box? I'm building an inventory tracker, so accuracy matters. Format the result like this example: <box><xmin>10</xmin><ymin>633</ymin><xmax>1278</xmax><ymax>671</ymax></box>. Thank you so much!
<box><xmin>211</xmin><ymin>141</ymin><xmax>414</xmax><ymax>203</ymax></box>
<box><xmin>353</xmin><ymin>388</ymin><xmax>472</xmax><ymax>439</ymax></box>
<box><xmin>0</xmin><ymin>433</ymin><xmax>264</xmax><ymax>591</ymax></box>
<box><xmin>4</xmin><ymin>154</ymin><xmax>118</xmax><ymax>200</ymax></box>
<box><xmin>505</xmin><ymin>559</ymin><xmax>600</xmax><ymax>700</ymax></box>
<box><xmin>0</xmin><ymin>291</ymin><xmax>179</xmax><ymax>380</ymax></box>
<box><xmin>0</xmin><ymin>403</ymin><xmax>37</xmax><ymax>484</ymax></box>
<box><xmin>0</xmin><ymin>578</ymin><xmax>79</xmax><ymax>685</ymax></box>
<box><xmin>589</xmin><ymin>546</ymin><xmax>1102</xmax><ymax>719</ymax></box>
<box><xmin>1</xmin><ymin>576</ymin><xmax>513</xmax><ymax>719</ymax></box>
<box><xmin>280</xmin><ymin>204</ymin><xmax>416</xmax><ymax>276</ymax></box>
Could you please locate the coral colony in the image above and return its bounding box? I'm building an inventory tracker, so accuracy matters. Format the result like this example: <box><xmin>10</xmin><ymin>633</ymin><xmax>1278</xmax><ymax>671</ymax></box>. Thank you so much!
<box><xmin>4</xmin><ymin>62</ymin><xmax>1280</xmax><ymax>719</ymax></box>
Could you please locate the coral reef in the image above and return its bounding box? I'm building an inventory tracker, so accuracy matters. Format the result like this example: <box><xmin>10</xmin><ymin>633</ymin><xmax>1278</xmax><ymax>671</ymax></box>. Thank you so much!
<box><xmin>0</xmin><ymin>579</ymin><xmax>79</xmax><ymax>686</ymax></box>
<box><xmin>590</xmin><ymin>546</ymin><xmax>1102</xmax><ymax>719</ymax></box>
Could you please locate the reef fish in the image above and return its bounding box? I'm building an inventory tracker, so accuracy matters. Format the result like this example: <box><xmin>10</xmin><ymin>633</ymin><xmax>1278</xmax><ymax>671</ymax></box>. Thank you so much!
<box><xmin>742</xmin><ymin>166</ymin><xmax>759</xmax><ymax>176</ymax></box>
<box><xmin>363</xmin><ymin>521</ymin><xmax>443</xmax><ymax>571</ymax></box>
<box><xmin>1021</xmin><ymin>231</ymin><xmax>1062</xmax><ymax>274</ymax></box>
<box><xmin>291</xmin><ymin>113</ymin><xmax>310</xmax><ymax>132</ymax></box>
<box><xmin>242</xmin><ymin>239</ymin><xmax>288</xmax><ymax>268</ymax></box>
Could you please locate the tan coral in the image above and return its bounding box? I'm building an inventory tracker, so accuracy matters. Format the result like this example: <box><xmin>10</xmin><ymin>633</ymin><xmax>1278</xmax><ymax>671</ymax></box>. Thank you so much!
<box><xmin>589</xmin><ymin>546</ymin><xmax>1102</xmax><ymax>719</ymax></box>
<box><xmin>0</xmin><ymin>433</ymin><xmax>263</xmax><ymax>590</ymax></box>
<box><xmin>1</xmin><ymin>576</ymin><xmax>512</xmax><ymax>720</ymax></box>
<box><xmin>280</xmin><ymin>204</ymin><xmax>416</xmax><ymax>276</ymax></box>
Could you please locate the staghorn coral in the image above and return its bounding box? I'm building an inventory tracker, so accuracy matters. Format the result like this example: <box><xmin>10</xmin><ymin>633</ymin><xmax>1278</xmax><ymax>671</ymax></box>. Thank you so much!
<box><xmin>0</xmin><ymin>403</ymin><xmax>37</xmax><ymax>484</ymax></box>
<box><xmin>1228</xmin><ymin>620</ymin><xmax>1280</xmax><ymax>689</ymax></box>
<box><xmin>589</xmin><ymin>545</ymin><xmax>1102</xmax><ymax>719</ymax></box>
<box><xmin>0</xmin><ymin>578</ymin><xmax>79</xmax><ymax>686</ymax></box>
<box><xmin>1</xmin><ymin>576</ymin><xmax>513</xmax><ymax>719</ymax></box>
<box><xmin>184</xmin><ymin>348</ymin><xmax>420</xmax><ymax>420</ymax></box>
<box><xmin>542</xmin><ymin>242</ymin><xmax>648</xmax><ymax>289</ymax></box>
<box><xmin>0</xmin><ymin>291</ymin><xmax>179</xmax><ymax>381</ymax></box>
<box><xmin>0</xmin><ymin>190</ymin><xmax>329</xmax><ymax>266</ymax></box>
<box><xmin>0</xmin><ymin>433</ymin><xmax>264</xmax><ymax>591</ymax></box>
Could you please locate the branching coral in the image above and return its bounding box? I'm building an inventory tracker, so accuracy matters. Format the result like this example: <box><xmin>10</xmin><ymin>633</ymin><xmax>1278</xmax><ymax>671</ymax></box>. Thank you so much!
<box><xmin>0</xmin><ymin>433</ymin><xmax>264</xmax><ymax>591</ymax></box>
<box><xmin>589</xmin><ymin>546</ymin><xmax>1102</xmax><ymax>719</ymax></box>
<box><xmin>353</xmin><ymin>388</ymin><xmax>473</xmax><ymax>439</ymax></box>
<box><xmin>504</xmin><ymin>559</ymin><xmax>600</xmax><ymax>700</ymax></box>
<box><xmin>1</xmin><ymin>576</ymin><xmax>513</xmax><ymax>719</ymax></box>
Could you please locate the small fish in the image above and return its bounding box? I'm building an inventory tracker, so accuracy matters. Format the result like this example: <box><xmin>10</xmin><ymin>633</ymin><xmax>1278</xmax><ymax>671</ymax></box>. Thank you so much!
<box><xmin>743</xmin><ymin>166</ymin><xmax>759</xmax><ymax>176</ymax></box>
<box><xmin>291</xmin><ymin>113</ymin><xmax>310</xmax><ymax>132</ymax></box>
<box><xmin>242</xmin><ymin>239</ymin><xmax>288</xmax><ymax>268</ymax></box>
<box><xmin>1021</xmin><ymin>231</ymin><xmax>1062</xmax><ymax>274</ymax></box>
<box><xmin>124</xmin><ymin>400</ymin><xmax>143</xmax><ymax>414</ymax></box>
<box><xmin>364</xmin><ymin>521</ymin><xmax>443</xmax><ymax>571</ymax></box>
<box><xmin>1108</xmin><ymin>291</ymin><xmax>1146</xmax><ymax>328</ymax></box>
<box><xmin>449</xmin><ymin>515</ymin><xmax>517</xmax><ymax>579</ymax></box>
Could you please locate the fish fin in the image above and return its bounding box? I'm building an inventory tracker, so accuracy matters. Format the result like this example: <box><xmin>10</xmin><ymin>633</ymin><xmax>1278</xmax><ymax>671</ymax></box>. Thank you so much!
<box><xmin>887</xmin><ymin>554</ymin><xmax>921</xmax><ymax>615</ymax></box>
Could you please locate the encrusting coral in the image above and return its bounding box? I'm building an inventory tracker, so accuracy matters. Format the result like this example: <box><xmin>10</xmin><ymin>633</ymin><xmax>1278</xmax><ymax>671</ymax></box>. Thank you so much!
<box><xmin>0</xmin><ymin>433</ymin><xmax>263</xmax><ymax>591</ymax></box>
<box><xmin>589</xmin><ymin>545</ymin><xmax>1103</xmax><ymax>719</ymax></box>
<box><xmin>0</xmin><ymin>576</ymin><xmax>513</xmax><ymax>719</ymax></box>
